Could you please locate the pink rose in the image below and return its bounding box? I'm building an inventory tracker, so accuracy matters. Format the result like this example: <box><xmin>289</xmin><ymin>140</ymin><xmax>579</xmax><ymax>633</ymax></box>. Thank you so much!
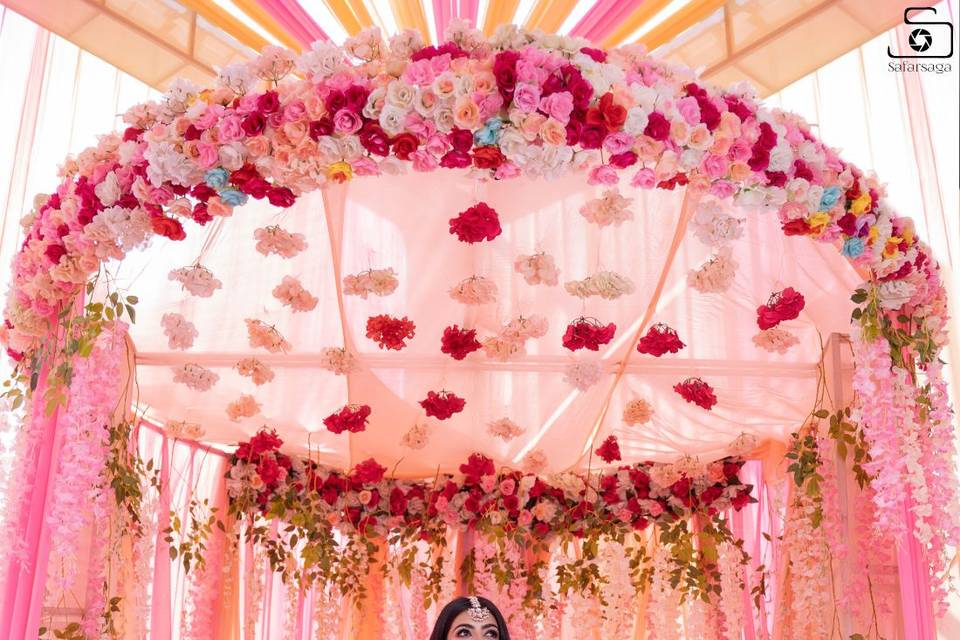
<box><xmin>499</xmin><ymin>478</ymin><xmax>517</xmax><ymax>495</ymax></box>
<box><xmin>480</xmin><ymin>475</ymin><xmax>497</xmax><ymax>493</ymax></box>
<box><xmin>631</xmin><ymin>167</ymin><xmax>656</xmax><ymax>189</ymax></box>
<box><xmin>410</xmin><ymin>149</ymin><xmax>438</xmax><ymax>172</ymax></box>
<box><xmin>648</xmin><ymin>501</ymin><xmax>664</xmax><ymax>516</ymax></box>
<box><xmin>196</xmin><ymin>142</ymin><xmax>219</xmax><ymax>168</ymax></box>
<box><xmin>218</xmin><ymin>116</ymin><xmax>244</xmax><ymax>142</ymax></box>
<box><xmin>588</xmin><ymin>165</ymin><xmax>619</xmax><ymax>186</ymax></box>
<box><xmin>283</xmin><ymin>101</ymin><xmax>306</xmax><ymax>123</ymax></box>
<box><xmin>476</xmin><ymin>93</ymin><xmax>504</xmax><ymax>121</ymax></box>
<box><xmin>539</xmin><ymin>91</ymin><xmax>573</xmax><ymax>123</ymax></box>
<box><xmin>513</xmin><ymin>83</ymin><xmax>541</xmax><ymax>113</ymax></box>
<box><xmin>603</xmin><ymin>132</ymin><xmax>634</xmax><ymax>155</ymax></box>
<box><xmin>352</xmin><ymin>156</ymin><xmax>380</xmax><ymax>176</ymax></box>
<box><xmin>677</xmin><ymin>96</ymin><xmax>701</xmax><ymax>125</ymax></box>
<box><xmin>701</xmin><ymin>153</ymin><xmax>728</xmax><ymax>179</ymax></box>
<box><xmin>518</xmin><ymin>510</ymin><xmax>533</xmax><ymax>527</ymax></box>
<box><xmin>729</xmin><ymin>138</ymin><xmax>752</xmax><ymax>162</ymax></box>
<box><xmin>709</xmin><ymin>180</ymin><xmax>736</xmax><ymax>199</ymax></box>
<box><xmin>333</xmin><ymin>108</ymin><xmax>362</xmax><ymax>134</ymax></box>
<box><xmin>494</xmin><ymin>162</ymin><xmax>520</xmax><ymax>180</ymax></box>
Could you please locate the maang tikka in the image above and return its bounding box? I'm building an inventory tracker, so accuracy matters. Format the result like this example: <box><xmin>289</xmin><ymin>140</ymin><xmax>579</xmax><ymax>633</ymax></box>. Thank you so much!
<box><xmin>467</xmin><ymin>596</ymin><xmax>489</xmax><ymax>623</ymax></box>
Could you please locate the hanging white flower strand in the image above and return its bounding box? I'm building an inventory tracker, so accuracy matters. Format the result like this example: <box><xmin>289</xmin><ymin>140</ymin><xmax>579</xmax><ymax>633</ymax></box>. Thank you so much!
<box><xmin>565</xmin><ymin>271</ymin><xmax>635</xmax><ymax>300</ymax></box>
<box><xmin>688</xmin><ymin>247</ymin><xmax>738</xmax><ymax>293</ymax></box>
<box><xmin>579</xmin><ymin>189</ymin><xmax>634</xmax><ymax>227</ymax></box>
<box><xmin>168</xmin><ymin>264</ymin><xmax>223</xmax><ymax>297</ymax></box>
<box><xmin>449</xmin><ymin>275</ymin><xmax>498</xmax><ymax>305</ymax></box>
<box><xmin>343</xmin><ymin>268</ymin><xmax>399</xmax><ymax>298</ymax></box>
<box><xmin>487</xmin><ymin>417</ymin><xmax>525</xmax><ymax>442</ymax></box>
<box><xmin>254</xmin><ymin>225</ymin><xmax>307</xmax><ymax>258</ymax></box>
<box><xmin>564</xmin><ymin>356</ymin><xmax>604</xmax><ymax>391</ymax></box>
<box><xmin>514</xmin><ymin>252</ymin><xmax>559</xmax><ymax>286</ymax></box>
<box><xmin>691</xmin><ymin>199</ymin><xmax>745</xmax><ymax>247</ymax></box>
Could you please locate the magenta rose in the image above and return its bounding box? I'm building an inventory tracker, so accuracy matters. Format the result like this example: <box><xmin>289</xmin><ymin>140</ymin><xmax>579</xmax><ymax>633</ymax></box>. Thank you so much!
<box><xmin>643</xmin><ymin>111</ymin><xmax>670</xmax><ymax>141</ymax></box>
<box><xmin>333</xmin><ymin>108</ymin><xmax>362</xmax><ymax>134</ymax></box>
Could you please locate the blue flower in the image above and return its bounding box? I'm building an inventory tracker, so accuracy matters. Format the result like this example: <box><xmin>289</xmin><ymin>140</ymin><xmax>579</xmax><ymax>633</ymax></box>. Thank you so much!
<box><xmin>485</xmin><ymin>118</ymin><xmax>503</xmax><ymax>131</ymax></box>
<box><xmin>204</xmin><ymin>168</ymin><xmax>230</xmax><ymax>189</ymax></box>
<box><xmin>841</xmin><ymin>237</ymin><xmax>864</xmax><ymax>258</ymax></box>
<box><xmin>220</xmin><ymin>188</ymin><xmax>248</xmax><ymax>207</ymax></box>
<box><xmin>473</xmin><ymin>126</ymin><xmax>498</xmax><ymax>146</ymax></box>
<box><xmin>819</xmin><ymin>185</ymin><xmax>842</xmax><ymax>210</ymax></box>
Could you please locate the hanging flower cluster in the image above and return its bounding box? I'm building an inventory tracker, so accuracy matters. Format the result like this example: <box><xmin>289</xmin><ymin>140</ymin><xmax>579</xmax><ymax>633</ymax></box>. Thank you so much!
<box><xmin>623</xmin><ymin>398</ymin><xmax>654</xmax><ymax>425</ymax></box>
<box><xmin>757</xmin><ymin>287</ymin><xmax>805</xmax><ymax>329</ymax></box>
<box><xmin>420</xmin><ymin>390</ymin><xmax>466</xmax><ymax>420</ymax></box>
<box><xmin>343</xmin><ymin>267</ymin><xmax>399</xmax><ymax>298</ymax></box>
<box><xmin>691</xmin><ymin>199</ymin><xmax>744</xmax><ymax>247</ymax></box>
<box><xmin>753</xmin><ymin>327</ymin><xmax>800</xmax><ymax>353</ymax></box>
<box><xmin>565</xmin><ymin>271</ymin><xmax>635</xmax><ymax>299</ymax></box>
<box><xmin>562</xmin><ymin>318</ymin><xmax>616</xmax><ymax>351</ymax></box>
<box><xmin>400</xmin><ymin>422</ymin><xmax>431</xmax><ymax>449</ymax></box>
<box><xmin>514</xmin><ymin>252</ymin><xmax>559</xmax><ymax>286</ymax></box>
<box><xmin>246</xmin><ymin>318</ymin><xmax>291</xmax><ymax>353</ymax></box>
<box><xmin>449</xmin><ymin>275</ymin><xmax>498</xmax><ymax>305</ymax></box>
<box><xmin>226</xmin><ymin>394</ymin><xmax>261</xmax><ymax>421</ymax></box>
<box><xmin>564</xmin><ymin>356</ymin><xmax>604</xmax><ymax>391</ymax></box>
<box><xmin>636</xmin><ymin>323</ymin><xmax>685</xmax><ymax>356</ymax></box>
<box><xmin>440</xmin><ymin>325</ymin><xmax>482</xmax><ymax>360</ymax></box>
<box><xmin>272</xmin><ymin>276</ymin><xmax>319</xmax><ymax>312</ymax></box>
<box><xmin>449</xmin><ymin>202</ymin><xmax>502</xmax><ymax>243</ymax></box>
<box><xmin>366</xmin><ymin>314</ymin><xmax>416</xmax><ymax>350</ymax></box>
<box><xmin>166</xmin><ymin>419</ymin><xmax>204</xmax><ymax>440</ymax></box>
<box><xmin>172</xmin><ymin>362</ymin><xmax>219</xmax><ymax>391</ymax></box>
<box><xmin>579</xmin><ymin>189</ymin><xmax>633</xmax><ymax>227</ymax></box>
<box><xmin>319</xmin><ymin>347</ymin><xmax>357</xmax><ymax>375</ymax></box>
<box><xmin>498</xmin><ymin>314</ymin><xmax>549</xmax><ymax>343</ymax></box>
<box><xmin>487</xmin><ymin>417</ymin><xmax>525</xmax><ymax>442</ymax></box>
<box><xmin>254</xmin><ymin>226</ymin><xmax>307</xmax><ymax>258</ymax></box>
<box><xmin>168</xmin><ymin>264</ymin><xmax>222</xmax><ymax>297</ymax></box>
<box><xmin>161</xmin><ymin>313</ymin><xmax>198</xmax><ymax>350</ymax></box>
<box><xmin>688</xmin><ymin>247</ymin><xmax>738</xmax><ymax>293</ymax></box>
<box><xmin>482</xmin><ymin>336</ymin><xmax>522</xmax><ymax>362</ymax></box>
<box><xmin>674</xmin><ymin>378</ymin><xmax>717</xmax><ymax>410</ymax></box>
<box><xmin>323</xmin><ymin>404</ymin><xmax>372</xmax><ymax>434</ymax></box>
<box><xmin>235</xmin><ymin>357</ymin><xmax>275</xmax><ymax>385</ymax></box>
<box><xmin>521</xmin><ymin>450</ymin><xmax>549</xmax><ymax>474</ymax></box>
<box><xmin>595</xmin><ymin>435</ymin><xmax>622</xmax><ymax>463</ymax></box>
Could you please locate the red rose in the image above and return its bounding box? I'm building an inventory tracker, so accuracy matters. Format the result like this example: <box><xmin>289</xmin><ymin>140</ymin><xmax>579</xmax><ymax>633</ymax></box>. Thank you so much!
<box><xmin>122</xmin><ymin>127</ymin><xmax>143</xmax><ymax>142</ymax></box>
<box><xmin>448</xmin><ymin>128</ymin><xmax>474</xmax><ymax>153</ymax></box>
<box><xmin>567</xmin><ymin>74</ymin><xmax>594</xmax><ymax>109</ymax></box>
<box><xmin>565</xmin><ymin>119</ymin><xmax>582</xmax><ymax>146</ymax></box>
<box><xmin>257</xmin><ymin>456</ymin><xmax>282</xmax><ymax>486</ymax></box>
<box><xmin>151</xmin><ymin>216</ymin><xmax>186</xmax><ymax>240</ymax></box>
<box><xmin>781</xmin><ymin>218</ymin><xmax>811</xmax><ymax>236</ymax></box>
<box><xmin>366</xmin><ymin>314</ymin><xmax>416</xmax><ymax>350</ymax></box>
<box><xmin>419</xmin><ymin>390</ymin><xmax>466</xmax><ymax>420</ymax></box>
<box><xmin>440</xmin><ymin>325</ymin><xmax>482</xmax><ymax>360</ymax></box>
<box><xmin>323</xmin><ymin>404</ymin><xmax>372</xmax><ymax>434</ymax></box>
<box><xmin>248</xmin><ymin>429</ymin><xmax>283</xmax><ymax>456</ymax></box>
<box><xmin>239</xmin><ymin>177</ymin><xmax>271</xmax><ymax>199</ymax></box>
<box><xmin>191</xmin><ymin>183</ymin><xmax>216</xmax><ymax>202</ymax></box>
<box><xmin>391</xmin><ymin>132</ymin><xmax>419</xmax><ymax>160</ymax></box>
<box><xmin>352</xmin><ymin>458</ymin><xmax>387</xmax><ymax>485</ymax></box>
<box><xmin>636</xmin><ymin>324</ymin><xmax>685</xmax><ymax>357</ymax></box>
<box><xmin>723</xmin><ymin>461</ymin><xmax>742</xmax><ymax>479</ymax></box>
<box><xmin>562</xmin><ymin>318</ymin><xmax>616</xmax><ymax>351</ymax></box>
<box><xmin>579</xmin><ymin>123</ymin><xmax>607</xmax><ymax>149</ymax></box>
<box><xmin>230</xmin><ymin>164</ymin><xmax>260</xmax><ymax>184</ymax></box>
<box><xmin>459</xmin><ymin>453</ymin><xmax>495</xmax><ymax>485</ymax></box>
<box><xmin>609</xmin><ymin>151</ymin><xmax>637</xmax><ymax>168</ymax></box>
<box><xmin>309</xmin><ymin>117</ymin><xmax>334</xmax><ymax>140</ymax></box>
<box><xmin>449</xmin><ymin>202</ymin><xmax>502</xmax><ymax>243</ymax></box>
<box><xmin>359</xmin><ymin>123</ymin><xmax>390</xmax><ymax>156</ymax></box>
<box><xmin>183</xmin><ymin>124</ymin><xmax>201</xmax><ymax>141</ymax></box>
<box><xmin>493</xmin><ymin>50</ymin><xmax>520</xmax><ymax>99</ymax></box>
<box><xmin>440</xmin><ymin>150</ymin><xmax>472</xmax><ymax>169</ymax></box>
<box><xmin>731</xmin><ymin>487</ymin><xmax>753</xmax><ymax>510</ymax></box>
<box><xmin>256</xmin><ymin>90</ymin><xmax>280</xmax><ymax>113</ymax></box>
<box><xmin>595</xmin><ymin>435</ymin><xmax>622</xmax><ymax>463</ymax></box>
<box><xmin>242</xmin><ymin>112</ymin><xmax>266</xmax><ymax>136</ymax></box>
<box><xmin>596</xmin><ymin>93</ymin><xmax>627</xmax><ymax>130</ymax></box>
<box><xmin>344</xmin><ymin>85</ymin><xmax>369</xmax><ymax>112</ymax></box>
<box><xmin>756</xmin><ymin>287</ymin><xmax>805</xmax><ymax>330</ymax></box>
<box><xmin>579</xmin><ymin>47</ymin><xmax>607</xmax><ymax>63</ymax></box>
<box><xmin>45</xmin><ymin>243</ymin><xmax>67</xmax><ymax>264</ymax></box>
<box><xmin>700</xmin><ymin>485</ymin><xmax>723</xmax><ymax>505</ymax></box>
<box><xmin>267</xmin><ymin>186</ymin><xmax>296</xmax><ymax>208</ymax></box>
<box><xmin>471</xmin><ymin>146</ymin><xmax>505</xmax><ymax>170</ymax></box>
<box><xmin>533</xmin><ymin>522</ymin><xmax>551</xmax><ymax>537</ymax></box>
<box><xmin>644</xmin><ymin>111</ymin><xmax>671</xmax><ymax>141</ymax></box>
<box><xmin>389</xmin><ymin>486</ymin><xmax>409</xmax><ymax>515</ymax></box>
<box><xmin>673</xmin><ymin>377</ymin><xmax>717</xmax><ymax>410</ymax></box>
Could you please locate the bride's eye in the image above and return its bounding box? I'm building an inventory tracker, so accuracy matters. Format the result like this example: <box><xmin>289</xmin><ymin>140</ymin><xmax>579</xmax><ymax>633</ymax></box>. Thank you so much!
<box><xmin>455</xmin><ymin>629</ymin><xmax>472</xmax><ymax>638</ymax></box>
<box><xmin>483</xmin><ymin>630</ymin><xmax>499</xmax><ymax>639</ymax></box>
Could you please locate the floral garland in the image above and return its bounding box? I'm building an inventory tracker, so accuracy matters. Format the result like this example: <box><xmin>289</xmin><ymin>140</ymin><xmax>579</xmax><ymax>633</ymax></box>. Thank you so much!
<box><xmin>224</xmin><ymin>428</ymin><xmax>753</xmax><ymax>607</ymax></box>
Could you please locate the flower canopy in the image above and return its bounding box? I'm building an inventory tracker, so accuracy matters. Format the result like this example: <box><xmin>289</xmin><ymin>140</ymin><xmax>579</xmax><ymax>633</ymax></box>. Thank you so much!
<box><xmin>1</xmin><ymin>21</ymin><xmax>956</xmax><ymax>638</ymax></box>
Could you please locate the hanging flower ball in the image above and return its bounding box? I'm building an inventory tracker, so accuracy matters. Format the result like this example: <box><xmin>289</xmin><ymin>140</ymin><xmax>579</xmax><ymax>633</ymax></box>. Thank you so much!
<box><xmin>440</xmin><ymin>325</ymin><xmax>482</xmax><ymax>360</ymax></box>
<box><xmin>623</xmin><ymin>398</ymin><xmax>654</xmax><ymax>426</ymax></box>
<box><xmin>562</xmin><ymin>318</ymin><xmax>616</xmax><ymax>351</ymax></box>
<box><xmin>449</xmin><ymin>202</ymin><xmax>502</xmax><ymax>243</ymax></box>
<box><xmin>636</xmin><ymin>323</ymin><xmax>685</xmax><ymax>357</ymax></box>
<box><xmin>419</xmin><ymin>390</ymin><xmax>466</xmax><ymax>420</ymax></box>
<box><xmin>595</xmin><ymin>435</ymin><xmax>622</xmax><ymax>463</ymax></box>
<box><xmin>366</xmin><ymin>314</ymin><xmax>416</xmax><ymax>350</ymax></box>
<box><xmin>757</xmin><ymin>287</ymin><xmax>805</xmax><ymax>329</ymax></box>
<box><xmin>323</xmin><ymin>404</ymin><xmax>372</xmax><ymax>434</ymax></box>
<box><xmin>674</xmin><ymin>377</ymin><xmax>717</xmax><ymax>410</ymax></box>
<box><xmin>752</xmin><ymin>327</ymin><xmax>800</xmax><ymax>353</ymax></box>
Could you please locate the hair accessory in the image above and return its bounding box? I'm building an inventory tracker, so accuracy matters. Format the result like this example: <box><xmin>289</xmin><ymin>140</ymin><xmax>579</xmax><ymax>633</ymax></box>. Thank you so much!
<box><xmin>468</xmin><ymin>596</ymin><xmax>489</xmax><ymax>623</ymax></box>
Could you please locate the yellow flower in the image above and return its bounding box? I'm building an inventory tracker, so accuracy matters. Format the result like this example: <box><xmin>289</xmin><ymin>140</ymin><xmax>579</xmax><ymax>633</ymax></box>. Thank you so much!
<box><xmin>849</xmin><ymin>192</ymin><xmax>872</xmax><ymax>216</ymax></box>
<box><xmin>868</xmin><ymin>225</ymin><xmax>879</xmax><ymax>242</ymax></box>
<box><xmin>884</xmin><ymin>236</ymin><xmax>902</xmax><ymax>258</ymax></box>
<box><xmin>902</xmin><ymin>227</ymin><xmax>915</xmax><ymax>246</ymax></box>
<box><xmin>327</xmin><ymin>161</ymin><xmax>353</xmax><ymax>183</ymax></box>
<box><xmin>807</xmin><ymin>212</ymin><xmax>831</xmax><ymax>232</ymax></box>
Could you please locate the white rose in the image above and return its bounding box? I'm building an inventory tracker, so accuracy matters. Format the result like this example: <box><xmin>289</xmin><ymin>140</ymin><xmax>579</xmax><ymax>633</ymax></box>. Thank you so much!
<box><xmin>623</xmin><ymin>107</ymin><xmax>649</xmax><ymax>136</ymax></box>
<box><xmin>338</xmin><ymin>135</ymin><xmax>363</xmax><ymax>161</ymax></box>
<box><xmin>767</xmin><ymin>143</ymin><xmax>794</xmax><ymax>172</ymax></box>
<box><xmin>385</xmin><ymin>80</ymin><xmax>415</xmax><ymax>109</ymax></box>
<box><xmin>378</xmin><ymin>104</ymin><xmax>407</xmax><ymax>136</ymax></box>
<box><xmin>218</xmin><ymin>142</ymin><xmax>246</xmax><ymax>171</ymax></box>
<box><xmin>94</xmin><ymin>172</ymin><xmax>120</xmax><ymax>206</ymax></box>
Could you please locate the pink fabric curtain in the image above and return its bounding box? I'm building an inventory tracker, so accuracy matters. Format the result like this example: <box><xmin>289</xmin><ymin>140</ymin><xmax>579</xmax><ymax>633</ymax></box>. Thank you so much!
<box><xmin>253</xmin><ymin>0</ymin><xmax>328</xmax><ymax>46</ymax></box>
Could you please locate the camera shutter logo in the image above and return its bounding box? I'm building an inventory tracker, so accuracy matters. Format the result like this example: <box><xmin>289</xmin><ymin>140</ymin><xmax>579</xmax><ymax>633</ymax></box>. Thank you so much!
<box><xmin>887</xmin><ymin>7</ymin><xmax>953</xmax><ymax>59</ymax></box>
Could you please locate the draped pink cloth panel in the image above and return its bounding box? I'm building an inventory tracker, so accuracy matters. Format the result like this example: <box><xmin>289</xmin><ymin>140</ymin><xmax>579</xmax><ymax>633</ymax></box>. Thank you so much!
<box><xmin>432</xmin><ymin>0</ymin><xmax>480</xmax><ymax>42</ymax></box>
<box><xmin>568</xmin><ymin>0</ymin><xmax>647</xmax><ymax>43</ymax></box>
<box><xmin>254</xmin><ymin>0</ymin><xmax>328</xmax><ymax>46</ymax></box>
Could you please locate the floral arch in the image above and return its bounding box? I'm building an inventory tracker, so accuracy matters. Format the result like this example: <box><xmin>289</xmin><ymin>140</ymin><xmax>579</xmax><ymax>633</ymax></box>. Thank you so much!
<box><xmin>1</xmin><ymin>21</ymin><xmax>956</xmax><ymax>640</ymax></box>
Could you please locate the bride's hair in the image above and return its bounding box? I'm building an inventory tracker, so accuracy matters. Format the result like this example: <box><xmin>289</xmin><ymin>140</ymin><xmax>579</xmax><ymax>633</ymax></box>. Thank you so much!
<box><xmin>428</xmin><ymin>596</ymin><xmax>510</xmax><ymax>640</ymax></box>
